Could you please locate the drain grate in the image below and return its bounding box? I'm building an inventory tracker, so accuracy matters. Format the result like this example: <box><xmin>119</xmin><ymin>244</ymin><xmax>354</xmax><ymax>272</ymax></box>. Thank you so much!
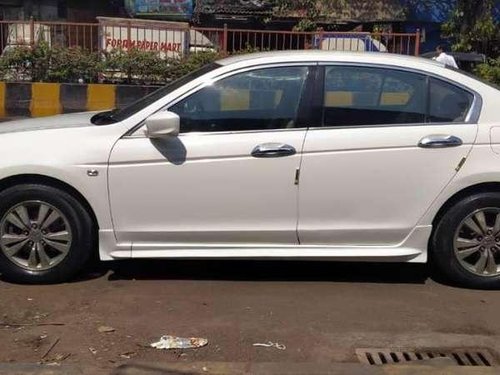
<box><xmin>356</xmin><ymin>348</ymin><xmax>496</xmax><ymax>367</ymax></box>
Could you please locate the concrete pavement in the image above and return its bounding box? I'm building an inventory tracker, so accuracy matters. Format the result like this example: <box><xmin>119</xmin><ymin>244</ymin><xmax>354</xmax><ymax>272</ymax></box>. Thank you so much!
<box><xmin>1</xmin><ymin>362</ymin><xmax>499</xmax><ymax>375</ymax></box>
<box><xmin>1</xmin><ymin>260</ymin><xmax>499</xmax><ymax>374</ymax></box>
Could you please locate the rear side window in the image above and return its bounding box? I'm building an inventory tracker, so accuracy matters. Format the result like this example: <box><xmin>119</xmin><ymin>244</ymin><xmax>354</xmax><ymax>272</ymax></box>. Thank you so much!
<box><xmin>428</xmin><ymin>78</ymin><xmax>474</xmax><ymax>123</ymax></box>
<box><xmin>322</xmin><ymin>66</ymin><xmax>474</xmax><ymax>127</ymax></box>
<box><xmin>323</xmin><ymin>66</ymin><xmax>426</xmax><ymax>127</ymax></box>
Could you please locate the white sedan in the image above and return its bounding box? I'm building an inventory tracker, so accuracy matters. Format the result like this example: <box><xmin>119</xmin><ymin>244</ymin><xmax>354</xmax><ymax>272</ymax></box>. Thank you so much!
<box><xmin>0</xmin><ymin>51</ymin><xmax>499</xmax><ymax>288</ymax></box>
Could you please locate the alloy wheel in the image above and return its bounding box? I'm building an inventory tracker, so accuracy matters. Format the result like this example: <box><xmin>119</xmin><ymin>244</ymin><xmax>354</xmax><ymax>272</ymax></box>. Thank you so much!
<box><xmin>0</xmin><ymin>201</ymin><xmax>72</xmax><ymax>271</ymax></box>
<box><xmin>454</xmin><ymin>208</ymin><xmax>500</xmax><ymax>277</ymax></box>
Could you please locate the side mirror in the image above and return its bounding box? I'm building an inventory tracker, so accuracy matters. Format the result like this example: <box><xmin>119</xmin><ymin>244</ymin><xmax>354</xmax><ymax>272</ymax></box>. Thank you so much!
<box><xmin>145</xmin><ymin>111</ymin><xmax>180</xmax><ymax>138</ymax></box>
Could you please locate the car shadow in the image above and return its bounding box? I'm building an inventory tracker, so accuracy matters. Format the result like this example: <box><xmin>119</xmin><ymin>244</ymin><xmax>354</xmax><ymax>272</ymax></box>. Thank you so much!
<box><xmin>101</xmin><ymin>259</ymin><xmax>429</xmax><ymax>285</ymax></box>
<box><xmin>150</xmin><ymin>137</ymin><xmax>187</xmax><ymax>165</ymax></box>
<box><xmin>0</xmin><ymin>258</ymin><xmax>430</xmax><ymax>286</ymax></box>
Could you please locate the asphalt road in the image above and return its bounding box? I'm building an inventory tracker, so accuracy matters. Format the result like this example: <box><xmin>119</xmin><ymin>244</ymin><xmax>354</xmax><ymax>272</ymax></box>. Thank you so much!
<box><xmin>1</xmin><ymin>260</ymin><xmax>500</xmax><ymax>374</ymax></box>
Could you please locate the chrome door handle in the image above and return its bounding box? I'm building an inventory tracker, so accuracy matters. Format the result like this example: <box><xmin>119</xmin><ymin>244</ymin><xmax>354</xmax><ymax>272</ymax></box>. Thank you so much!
<box><xmin>251</xmin><ymin>143</ymin><xmax>296</xmax><ymax>158</ymax></box>
<box><xmin>418</xmin><ymin>135</ymin><xmax>463</xmax><ymax>148</ymax></box>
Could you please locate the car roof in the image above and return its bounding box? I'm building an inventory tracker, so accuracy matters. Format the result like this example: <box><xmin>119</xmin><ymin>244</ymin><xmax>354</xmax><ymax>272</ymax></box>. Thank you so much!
<box><xmin>217</xmin><ymin>50</ymin><xmax>445</xmax><ymax>69</ymax></box>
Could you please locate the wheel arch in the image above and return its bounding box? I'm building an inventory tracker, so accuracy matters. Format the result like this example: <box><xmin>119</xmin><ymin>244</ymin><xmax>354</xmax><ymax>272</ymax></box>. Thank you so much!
<box><xmin>0</xmin><ymin>174</ymin><xmax>99</xmax><ymax>233</ymax></box>
<box><xmin>432</xmin><ymin>182</ymin><xmax>500</xmax><ymax>227</ymax></box>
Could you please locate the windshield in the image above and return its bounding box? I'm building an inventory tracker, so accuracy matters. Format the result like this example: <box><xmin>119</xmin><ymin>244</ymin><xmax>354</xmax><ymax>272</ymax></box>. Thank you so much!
<box><xmin>91</xmin><ymin>62</ymin><xmax>221</xmax><ymax>125</ymax></box>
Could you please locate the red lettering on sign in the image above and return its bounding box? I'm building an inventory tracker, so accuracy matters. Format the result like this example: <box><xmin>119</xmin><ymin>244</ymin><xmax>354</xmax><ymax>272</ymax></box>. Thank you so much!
<box><xmin>106</xmin><ymin>38</ymin><xmax>182</xmax><ymax>53</ymax></box>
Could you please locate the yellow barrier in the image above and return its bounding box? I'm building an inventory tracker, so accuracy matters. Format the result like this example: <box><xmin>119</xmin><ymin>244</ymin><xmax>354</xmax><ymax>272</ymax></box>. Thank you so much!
<box><xmin>325</xmin><ymin>91</ymin><xmax>353</xmax><ymax>107</ymax></box>
<box><xmin>30</xmin><ymin>83</ymin><xmax>62</xmax><ymax>117</ymax></box>
<box><xmin>0</xmin><ymin>82</ymin><xmax>5</xmax><ymax>118</ymax></box>
<box><xmin>325</xmin><ymin>91</ymin><xmax>410</xmax><ymax>107</ymax></box>
<box><xmin>87</xmin><ymin>84</ymin><xmax>116</xmax><ymax>111</ymax></box>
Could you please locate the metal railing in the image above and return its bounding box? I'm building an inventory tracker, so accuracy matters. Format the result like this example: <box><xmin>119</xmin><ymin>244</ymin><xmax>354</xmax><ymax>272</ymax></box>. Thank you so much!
<box><xmin>216</xmin><ymin>28</ymin><xmax>420</xmax><ymax>55</ymax></box>
<box><xmin>0</xmin><ymin>19</ymin><xmax>99</xmax><ymax>52</ymax></box>
<box><xmin>0</xmin><ymin>18</ymin><xmax>421</xmax><ymax>57</ymax></box>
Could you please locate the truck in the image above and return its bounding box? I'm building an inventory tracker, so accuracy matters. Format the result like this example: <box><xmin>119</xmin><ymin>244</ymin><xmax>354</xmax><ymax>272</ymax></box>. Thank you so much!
<box><xmin>1</xmin><ymin>22</ymin><xmax>51</xmax><ymax>53</ymax></box>
<box><xmin>314</xmin><ymin>33</ymin><xmax>387</xmax><ymax>52</ymax></box>
<box><xmin>97</xmin><ymin>17</ymin><xmax>215</xmax><ymax>59</ymax></box>
<box><xmin>1</xmin><ymin>17</ymin><xmax>214</xmax><ymax>59</ymax></box>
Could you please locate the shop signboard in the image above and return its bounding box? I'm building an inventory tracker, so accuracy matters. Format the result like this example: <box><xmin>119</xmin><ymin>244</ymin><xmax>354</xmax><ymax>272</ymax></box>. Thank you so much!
<box><xmin>125</xmin><ymin>0</ymin><xmax>194</xmax><ymax>20</ymax></box>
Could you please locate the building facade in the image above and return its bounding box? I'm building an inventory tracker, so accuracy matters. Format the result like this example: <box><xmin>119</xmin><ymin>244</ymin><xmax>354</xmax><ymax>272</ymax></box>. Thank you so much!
<box><xmin>0</xmin><ymin>0</ymin><xmax>126</xmax><ymax>21</ymax></box>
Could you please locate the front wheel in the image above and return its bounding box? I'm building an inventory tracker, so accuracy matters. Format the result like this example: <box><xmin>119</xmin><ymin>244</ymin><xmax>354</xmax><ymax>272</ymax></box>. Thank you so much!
<box><xmin>0</xmin><ymin>184</ymin><xmax>94</xmax><ymax>284</ymax></box>
<box><xmin>432</xmin><ymin>192</ymin><xmax>500</xmax><ymax>289</ymax></box>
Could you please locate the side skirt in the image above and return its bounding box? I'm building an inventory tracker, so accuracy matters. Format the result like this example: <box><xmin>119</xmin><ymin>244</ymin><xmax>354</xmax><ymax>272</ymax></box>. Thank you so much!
<box><xmin>102</xmin><ymin>226</ymin><xmax>432</xmax><ymax>264</ymax></box>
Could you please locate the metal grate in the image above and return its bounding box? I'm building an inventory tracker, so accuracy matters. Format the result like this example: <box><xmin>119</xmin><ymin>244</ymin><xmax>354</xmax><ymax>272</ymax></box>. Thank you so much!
<box><xmin>356</xmin><ymin>348</ymin><xmax>497</xmax><ymax>367</ymax></box>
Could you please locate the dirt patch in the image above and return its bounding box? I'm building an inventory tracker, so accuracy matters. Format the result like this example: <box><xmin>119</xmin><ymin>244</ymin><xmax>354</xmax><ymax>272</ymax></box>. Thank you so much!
<box><xmin>1</xmin><ymin>260</ymin><xmax>499</xmax><ymax>372</ymax></box>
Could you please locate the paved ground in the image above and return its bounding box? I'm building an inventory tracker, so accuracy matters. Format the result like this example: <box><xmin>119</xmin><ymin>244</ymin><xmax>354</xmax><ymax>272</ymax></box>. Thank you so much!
<box><xmin>1</xmin><ymin>260</ymin><xmax>500</xmax><ymax>374</ymax></box>
<box><xmin>0</xmin><ymin>117</ymin><xmax>24</xmax><ymax>123</ymax></box>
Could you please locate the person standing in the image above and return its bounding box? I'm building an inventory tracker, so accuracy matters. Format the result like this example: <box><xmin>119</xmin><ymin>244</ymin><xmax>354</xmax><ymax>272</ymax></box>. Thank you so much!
<box><xmin>434</xmin><ymin>45</ymin><xmax>459</xmax><ymax>69</ymax></box>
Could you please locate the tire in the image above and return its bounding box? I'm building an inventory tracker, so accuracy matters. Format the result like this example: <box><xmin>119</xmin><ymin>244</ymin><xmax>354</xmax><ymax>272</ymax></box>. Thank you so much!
<box><xmin>0</xmin><ymin>184</ymin><xmax>94</xmax><ymax>284</ymax></box>
<box><xmin>432</xmin><ymin>192</ymin><xmax>500</xmax><ymax>289</ymax></box>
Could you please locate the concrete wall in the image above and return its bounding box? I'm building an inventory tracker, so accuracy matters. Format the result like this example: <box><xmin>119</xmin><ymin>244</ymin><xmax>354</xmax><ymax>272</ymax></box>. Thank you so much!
<box><xmin>0</xmin><ymin>82</ymin><xmax>159</xmax><ymax>118</ymax></box>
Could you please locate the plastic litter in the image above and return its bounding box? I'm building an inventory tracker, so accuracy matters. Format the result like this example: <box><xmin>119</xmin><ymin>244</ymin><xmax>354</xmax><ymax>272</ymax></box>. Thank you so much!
<box><xmin>150</xmin><ymin>335</ymin><xmax>208</xmax><ymax>350</ymax></box>
<box><xmin>97</xmin><ymin>325</ymin><xmax>115</xmax><ymax>333</ymax></box>
<box><xmin>253</xmin><ymin>341</ymin><xmax>286</xmax><ymax>350</ymax></box>
<box><xmin>120</xmin><ymin>351</ymin><xmax>136</xmax><ymax>359</ymax></box>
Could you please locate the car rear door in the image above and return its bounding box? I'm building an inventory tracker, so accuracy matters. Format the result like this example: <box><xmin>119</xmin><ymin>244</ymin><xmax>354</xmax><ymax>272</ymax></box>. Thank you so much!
<box><xmin>298</xmin><ymin>64</ymin><xmax>478</xmax><ymax>246</ymax></box>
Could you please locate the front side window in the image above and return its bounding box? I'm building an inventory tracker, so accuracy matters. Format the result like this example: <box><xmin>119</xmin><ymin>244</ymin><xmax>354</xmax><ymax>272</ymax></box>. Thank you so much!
<box><xmin>169</xmin><ymin>66</ymin><xmax>309</xmax><ymax>133</ymax></box>
<box><xmin>323</xmin><ymin>66</ymin><xmax>427</xmax><ymax>127</ymax></box>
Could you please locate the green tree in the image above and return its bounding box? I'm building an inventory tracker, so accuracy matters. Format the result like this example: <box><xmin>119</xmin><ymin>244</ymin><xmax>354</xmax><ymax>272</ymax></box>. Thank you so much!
<box><xmin>272</xmin><ymin>0</ymin><xmax>346</xmax><ymax>31</ymax></box>
<box><xmin>442</xmin><ymin>0</ymin><xmax>499</xmax><ymax>55</ymax></box>
<box><xmin>404</xmin><ymin>0</ymin><xmax>499</xmax><ymax>55</ymax></box>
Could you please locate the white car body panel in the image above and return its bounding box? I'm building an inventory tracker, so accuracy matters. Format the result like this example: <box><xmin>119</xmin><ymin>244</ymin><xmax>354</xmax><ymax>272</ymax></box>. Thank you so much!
<box><xmin>109</xmin><ymin>130</ymin><xmax>306</xmax><ymax>246</ymax></box>
<box><xmin>0</xmin><ymin>51</ymin><xmax>499</xmax><ymax>264</ymax></box>
<box><xmin>418</xmin><ymin>89</ymin><xmax>500</xmax><ymax>226</ymax></box>
<box><xmin>0</xmin><ymin>112</ymin><xmax>128</xmax><ymax>260</ymax></box>
<box><xmin>298</xmin><ymin>124</ymin><xmax>477</xmax><ymax>246</ymax></box>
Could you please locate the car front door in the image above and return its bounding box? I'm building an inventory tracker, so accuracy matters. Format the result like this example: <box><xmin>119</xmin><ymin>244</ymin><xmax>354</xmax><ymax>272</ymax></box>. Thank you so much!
<box><xmin>298</xmin><ymin>65</ymin><xmax>478</xmax><ymax>247</ymax></box>
<box><xmin>109</xmin><ymin>65</ymin><xmax>313</xmax><ymax>253</ymax></box>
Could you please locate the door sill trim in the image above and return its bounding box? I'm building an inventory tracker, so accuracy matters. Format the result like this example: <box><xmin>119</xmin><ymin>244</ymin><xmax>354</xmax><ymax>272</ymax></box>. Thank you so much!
<box><xmin>110</xmin><ymin>246</ymin><xmax>423</xmax><ymax>262</ymax></box>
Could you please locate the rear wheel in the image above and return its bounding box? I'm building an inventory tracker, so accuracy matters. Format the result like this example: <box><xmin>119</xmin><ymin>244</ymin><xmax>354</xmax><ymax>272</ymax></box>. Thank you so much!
<box><xmin>432</xmin><ymin>192</ymin><xmax>500</xmax><ymax>289</ymax></box>
<box><xmin>0</xmin><ymin>184</ymin><xmax>94</xmax><ymax>283</ymax></box>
